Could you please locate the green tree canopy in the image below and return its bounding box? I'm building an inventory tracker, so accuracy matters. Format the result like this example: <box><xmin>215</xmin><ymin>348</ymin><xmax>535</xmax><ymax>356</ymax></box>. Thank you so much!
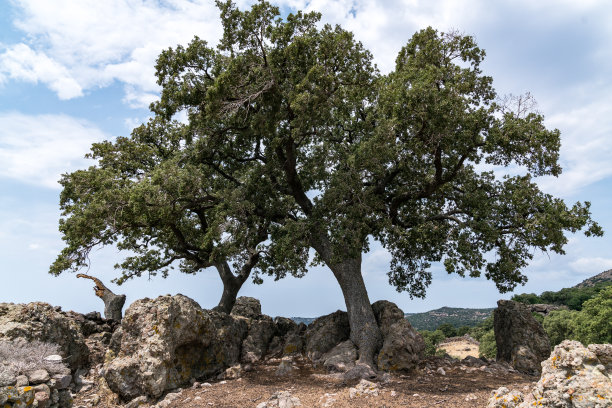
<box><xmin>52</xmin><ymin>0</ymin><xmax>601</xmax><ymax>368</ymax></box>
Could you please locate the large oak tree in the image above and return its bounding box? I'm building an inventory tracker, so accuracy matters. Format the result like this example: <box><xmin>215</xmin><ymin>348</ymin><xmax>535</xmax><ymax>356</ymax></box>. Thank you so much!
<box><xmin>53</xmin><ymin>1</ymin><xmax>601</xmax><ymax>367</ymax></box>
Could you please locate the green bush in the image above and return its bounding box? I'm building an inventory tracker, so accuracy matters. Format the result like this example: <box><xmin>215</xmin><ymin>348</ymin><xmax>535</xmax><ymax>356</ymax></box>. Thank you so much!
<box><xmin>513</xmin><ymin>282</ymin><xmax>612</xmax><ymax>311</ymax></box>
<box><xmin>437</xmin><ymin>323</ymin><xmax>457</xmax><ymax>338</ymax></box>
<box><xmin>420</xmin><ymin>329</ymin><xmax>447</xmax><ymax>356</ymax></box>
<box><xmin>541</xmin><ymin>286</ymin><xmax>612</xmax><ymax>346</ymax></box>
<box><xmin>478</xmin><ymin>329</ymin><xmax>497</xmax><ymax>359</ymax></box>
<box><xmin>574</xmin><ymin>286</ymin><xmax>612</xmax><ymax>344</ymax></box>
<box><xmin>542</xmin><ymin>309</ymin><xmax>579</xmax><ymax>346</ymax></box>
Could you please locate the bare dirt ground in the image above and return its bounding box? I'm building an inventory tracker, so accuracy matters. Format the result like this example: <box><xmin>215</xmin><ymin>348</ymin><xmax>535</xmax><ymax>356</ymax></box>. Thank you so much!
<box><xmin>76</xmin><ymin>357</ymin><xmax>536</xmax><ymax>408</ymax></box>
<box><xmin>437</xmin><ymin>339</ymin><xmax>480</xmax><ymax>360</ymax></box>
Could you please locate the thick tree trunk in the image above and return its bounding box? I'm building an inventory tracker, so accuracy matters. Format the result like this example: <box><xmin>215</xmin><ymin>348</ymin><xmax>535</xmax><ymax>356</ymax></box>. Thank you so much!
<box><xmin>329</xmin><ymin>256</ymin><xmax>383</xmax><ymax>368</ymax></box>
<box><xmin>213</xmin><ymin>261</ymin><xmax>250</xmax><ymax>314</ymax></box>
<box><xmin>311</xmin><ymin>234</ymin><xmax>383</xmax><ymax>368</ymax></box>
<box><xmin>76</xmin><ymin>274</ymin><xmax>126</xmax><ymax>321</ymax></box>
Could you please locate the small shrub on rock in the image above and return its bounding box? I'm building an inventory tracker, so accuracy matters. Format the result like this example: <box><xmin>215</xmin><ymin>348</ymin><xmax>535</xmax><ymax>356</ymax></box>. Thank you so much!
<box><xmin>0</xmin><ymin>338</ymin><xmax>68</xmax><ymax>377</ymax></box>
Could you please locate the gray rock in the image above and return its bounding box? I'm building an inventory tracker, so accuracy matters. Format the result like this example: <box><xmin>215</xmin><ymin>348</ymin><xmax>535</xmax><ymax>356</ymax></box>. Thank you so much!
<box><xmin>494</xmin><ymin>300</ymin><xmax>550</xmax><ymax>375</ymax></box>
<box><xmin>241</xmin><ymin>315</ymin><xmax>275</xmax><ymax>363</ymax></box>
<box><xmin>371</xmin><ymin>300</ymin><xmax>404</xmax><ymax>336</ymax></box>
<box><xmin>487</xmin><ymin>340</ymin><xmax>612</xmax><ymax>408</ymax></box>
<box><xmin>27</xmin><ymin>368</ymin><xmax>50</xmax><ymax>384</ymax></box>
<box><xmin>44</xmin><ymin>355</ymin><xmax>63</xmax><ymax>363</ymax></box>
<box><xmin>230</xmin><ymin>297</ymin><xmax>262</xmax><ymax>319</ymax></box>
<box><xmin>53</xmin><ymin>374</ymin><xmax>72</xmax><ymax>389</ymax></box>
<box><xmin>103</xmin><ymin>295</ymin><xmax>223</xmax><ymax>400</ymax></box>
<box><xmin>377</xmin><ymin>319</ymin><xmax>424</xmax><ymax>371</ymax></box>
<box><xmin>304</xmin><ymin>310</ymin><xmax>350</xmax><ymax>362</ymax></box>
<box><xmin>125</xmin><ymin>395</ymin><xmax>149</xmax><ymax>408</ymax></box>
<box><xmin>321</xmin><ymin>340</ymin><xmax>357</xmax><ymax>373</ymax></box>
<box><xmin>256</xmin><ymin>391</ymin><xmax>302</xmax><ymax>408</ymax></box>
<box><xmin>0</xmin><ymin>302</ymin><xmax>90</xmax><ymax>370</ymax></box>
<box><xmin>15</xmin><ymin>374</ymin><xmax>29</xmax><ymax>387</ymax></box>
<box><xmin>275</xmin><ymin>357</ymin><xmax>295</xmax><ymax>377</ymax></box>
<box><xmin>527</xmin><ymin>304</ymin><xmax>568</xmax><ymax>316</ymax></box>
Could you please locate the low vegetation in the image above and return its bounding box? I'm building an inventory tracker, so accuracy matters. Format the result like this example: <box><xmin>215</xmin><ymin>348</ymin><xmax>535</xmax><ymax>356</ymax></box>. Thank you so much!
<box><xmin>0</xmin><ymin>339</ymin><xmax>67</xmax><ymax>382</ymax></box>
<box><xmin>511</xmin><ymin>281</ymin><xmax>612</xmax><ymax>310</ymax></box>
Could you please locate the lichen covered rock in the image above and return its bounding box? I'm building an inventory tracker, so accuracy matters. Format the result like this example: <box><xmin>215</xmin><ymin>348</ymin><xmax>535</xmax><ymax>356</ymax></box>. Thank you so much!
<box><xmin>304</xmin><ymin>310</ymin><xmax>350</xmax><ymax>362</ymax></box>
<box><xmin>0</xmin><ymin>303</ymin><xmax>89</xmax><ymax>370</ymax></box>
<box><xmin>487</xmin><ymin>340</ymin><xmax>612</xmax><ymax>408</ymax></box>
<box><xmin>102</xmin><ymin>294</ymin><xmax>244</xmax><ymax>400</ymax></box>
<box><xmin>377</xmin><ymin>318</ymin><xmax>424</xmax><ymax>371</ymax></box>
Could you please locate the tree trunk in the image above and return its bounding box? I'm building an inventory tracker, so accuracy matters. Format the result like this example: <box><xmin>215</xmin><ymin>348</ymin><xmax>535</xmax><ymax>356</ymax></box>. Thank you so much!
<box><xmin>213</xmin><ymin>261</ymin><xmax>249</xmax><ymax>314</ymax></box>
<box><xmin>76</xmin><ymin>274</ymin><xmax>126</xmax><ymax>322</ymax></box>
<box><xmin>311</xmin><ymin>234</ymin><xmax>383</xmax><ymax>368</ymax></box>
<box><xmin>329</xmin><ymin>255</ymin><xmax>383</xmax><ymax>368</ymax></box>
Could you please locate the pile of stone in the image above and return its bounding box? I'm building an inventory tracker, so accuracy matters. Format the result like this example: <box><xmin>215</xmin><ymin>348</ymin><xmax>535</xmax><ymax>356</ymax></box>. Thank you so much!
<box><xmin>100</xmin><ymin>295</ymin><xmax>424</xmax><ymax>404</ymax></box>
<box><xmin>1</xmin><ymin>295</ymin><xmax>426</xmax><ymax>406</ymax></box>
<box><xmin>487</xmin><ymin>340</ymin><xmax>612</xmax><ymax>408</ymax></box>
<box><xmin>0</xmin><ymin>350</ymin><xmax>72</xmax><ymax>408</ymax></box>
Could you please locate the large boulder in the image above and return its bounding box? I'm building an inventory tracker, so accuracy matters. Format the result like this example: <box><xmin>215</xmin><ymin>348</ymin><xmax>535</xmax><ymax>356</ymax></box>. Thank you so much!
<box><xmin>231</xmin><ymin>297</ymin><xmax>262</xmax><ymax>319</ymax></box>
<box><xmin>102</xmin><ymin>294</ymin><xmax>247</xmax><ymax>401</ymax></box>
<box><xmin>0</xmin><ymin>302</ymin><xmax>89</xmax><ymax>371</ymax></box>
<box><xmin>494</xmin><ymin>300</ymin><xmax>550</xmax><ymax>375</ymax></box>
<box><xmin>321</xmin><ymin>340</ymin><xmax>357</xmax><ymax>372</ymax></box>
<box><xmin>372</xmin><ymin>300</ymin><xmax>424</xmax><ymax>371</ymax></box>
<box><xmin>267</xmin><ymin>318</ymin><xmax>306</xmax><ymax>357</ymax></box>
<box><xmin>371</xmin><ymin>300</ymin><xmax>404</xmax><ymax>335</ymax></box>
<box><xmin>486</xmin><ymin>340</ymin><xmax>612</xmax><ymax>408</ymax></box>
<box><xmin>240</xmin><ymin>315</ymin><xmax>276</xmax><ymax>363</ymax></box>
<box><xmin>304</xmin><ymin>310</ymin><xmax>350</xmax><ymax>362</ymax></box>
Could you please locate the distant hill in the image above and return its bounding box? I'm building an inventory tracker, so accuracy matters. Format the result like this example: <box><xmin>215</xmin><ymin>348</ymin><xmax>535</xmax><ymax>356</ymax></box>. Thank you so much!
<box><xmin>291</xmin><ymin>317</ymin><xmax>316</xmax><ymax>325</ymax></box>
<box><xmin>405</xmin><ymin>306</ymin><xmax>494</xmax><ymax>331</ymax></box>
<box><xmin>574</xmin><ymin>269</ymin><xmax>612</xmax><ymax>288</ymax></box>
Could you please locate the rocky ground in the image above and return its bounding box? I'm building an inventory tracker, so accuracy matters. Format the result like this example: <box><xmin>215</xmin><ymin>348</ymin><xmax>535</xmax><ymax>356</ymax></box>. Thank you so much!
<box><xmin>73</xmin><ymin>356</ymin><xmax>535</xmax><ymax>408</ymax></box>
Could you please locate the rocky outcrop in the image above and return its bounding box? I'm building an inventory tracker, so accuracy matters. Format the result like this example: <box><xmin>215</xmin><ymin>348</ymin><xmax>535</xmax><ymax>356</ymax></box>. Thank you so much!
<box><xmin>102</xmin><ymin>294</ymin><xmax>248</xmax><ymax>400</ymax></box>
<box><xmin>0</xmin><ymin>339</ymin><xmax>73</xmax><ymax>408</ymax></box>
<box><xmin>494</xmin><ymin>300</ymin><xmax>550</xmax><ymax>375</ymax></box>
<box><xmin>231</xmin><ymin>296</ymin><xmax>261</xmax><ymax>319</ymax></box>
<box><xmin>0</xmin><ymin>303</ymin><xmax>89</xmax><ymax>371</ymax></box>
<box><xmin>267</xmin><ymin>317</ymin><xmax>306</xmax><ymax>357</ymax></box>
<box><xmin>487</xmin><ymin>340</ymin><xmax>612</xmax><ymax>408</ymax></box>
<box><xmin>373</xmin><ymin>300</ymin><xmax>424</xmax><ymax>371</ymax></box>
<box><xmin>377</xmin><ymin>319</ymin><xmax>424</xmax><ymax>371</ymax></box>
<box><xmin>304</xmin><ymin>310</ymin><xmax>350</xmax><ymax>362</ymax></box>
<box><xmin>528</xmin><ymin>303</ymin><xmax>568</xmax><ymax>316</ymax></box>
<box><xmin>321</xmin><ymin>340</ymin><xmax>357</xmax><ymax>373</ymax></box>
<box><xmin>240</xmin><ymin>315</ymin><xmax>275</xmax><ymax>363</ymax></box>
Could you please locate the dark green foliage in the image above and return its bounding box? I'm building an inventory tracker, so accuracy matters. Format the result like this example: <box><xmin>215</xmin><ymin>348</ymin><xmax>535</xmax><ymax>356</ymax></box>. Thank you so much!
<box><xmin>478</xmin><ymin>330</ymin><xmax>497</xmax><ymax>359</ymax></box>
<box><xmin>512</xmin><ymin>282</ymin><xmax>612</xmax><ymax>310</ymax></box>
<box><xmin>542</xmin><ymin>309</ymin><xmax>580</xmax><ymax>346</ymax></box>
<box><xmin>405</xmin><ymin>307</ymin><xmax>494</xmax><ymax>330</ymax></box>
<box><xmin>455</xmin><ymin>326</ymin><xmax>471</xmax><ymax>336</ymax></box>
<box><xmin>420</xmin><ymin>329</ymin><xmax>447</xmax><ymax>356</ymax></box>
<box><xmin>437</xmin><ymin>323</ymin><xmax>457</xmax><ymax>338</ymax></box>
<box><xmin>467</xmin><ymin>313</ymin><xmax>494</xmax><ymax>343</ymax></box>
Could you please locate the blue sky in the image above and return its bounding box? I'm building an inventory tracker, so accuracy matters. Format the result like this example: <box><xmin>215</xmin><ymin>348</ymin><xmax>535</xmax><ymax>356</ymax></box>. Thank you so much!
<box><xmin>1</xmin><ymin>0</ymin><xmax>611</xmax><ymax>318</ymax></box>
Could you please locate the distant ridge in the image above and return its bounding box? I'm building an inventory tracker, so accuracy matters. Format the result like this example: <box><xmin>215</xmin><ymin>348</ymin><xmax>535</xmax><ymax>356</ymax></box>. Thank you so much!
<box><xmin>574</xmin><ymin>269</ymin><xmax>612</xmax><ymax>288</ymax></box>
<box><xmin>291</xmin><ymin>317</ymin><xmax>315</xmax><ymax>325</ymax></box>
<box><xmin>404</xmin><ymin>306</ymin><xmax>494</xmax><ymax>331</ymax></box>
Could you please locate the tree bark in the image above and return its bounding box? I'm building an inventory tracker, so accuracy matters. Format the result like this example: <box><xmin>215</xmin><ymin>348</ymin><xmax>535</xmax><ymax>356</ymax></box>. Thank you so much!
<box><xmin>311</xmin><ymin>236</ymin><xmax>383</xmax><ymax>368</ymax></box>
<box><xmin>213</xmin><ymin>261</ymin><xmax>248</xmax><ymax>313</ymax></box>
<box><xmin>76</xmin><ymin>274</ymin><xmax>126</xmax><ymax>322</ymax></box>
<box><xmin>330</xmin><ymin>256</ymin><xmax>383</xmax><ymax>367</ymax></box>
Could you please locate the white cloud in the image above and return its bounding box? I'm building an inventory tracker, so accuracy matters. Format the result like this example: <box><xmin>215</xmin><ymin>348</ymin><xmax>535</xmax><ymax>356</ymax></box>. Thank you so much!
<box><xmin>0</xmin><ymin>44</ymin><xmax>83</xmax><ymax>99</ymax></box>
<box><xmin>0</xmin><ymin>112</ymin><xmax>109</xmax><ymax>188</ymax></box>
<box><xmin>569</xmin><ymin>257</ymin><xmax>612</xmax><ymax>275</ymax></box>
<box><xmin>537</xmin><ymin>95</ymin><xmax>612</xmax><ymax>196</ymax></box>
<box><xmin>3</xmin><ymin>0</ymin><xmax>224</xmax><ymax>107</ymax></box>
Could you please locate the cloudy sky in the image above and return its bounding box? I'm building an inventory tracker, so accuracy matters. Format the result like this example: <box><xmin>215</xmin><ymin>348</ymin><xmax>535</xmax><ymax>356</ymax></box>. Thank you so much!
<box><xmin>1</xmin><ymin>0</ymin><xmax>611</xmax><ymax>318</ymax></box>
